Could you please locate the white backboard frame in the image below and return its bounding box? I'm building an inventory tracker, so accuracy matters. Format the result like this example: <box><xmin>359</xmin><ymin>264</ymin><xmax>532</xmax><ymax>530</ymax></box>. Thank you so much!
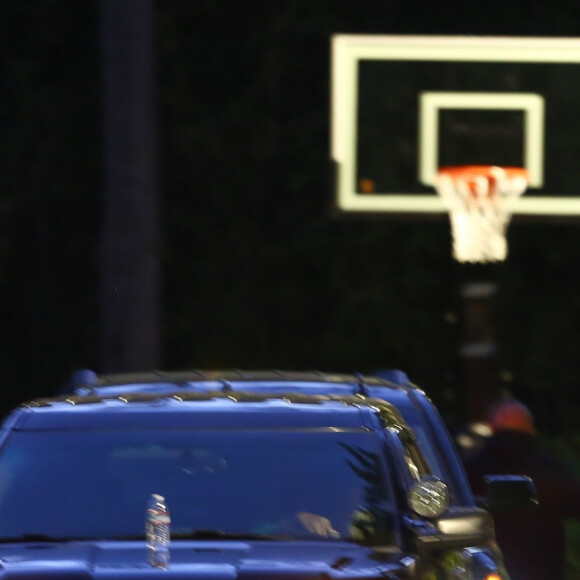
<box><xmin>331</xmin><ymin>35</ymin><xmax>580</xmax><ymax>216</ymax></box>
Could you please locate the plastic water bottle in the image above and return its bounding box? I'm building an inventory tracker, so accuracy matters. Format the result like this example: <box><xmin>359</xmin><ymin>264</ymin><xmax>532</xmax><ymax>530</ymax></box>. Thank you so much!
<box><xmin>146</xmin><ymin>494</ymin><xmax>171</xmax><ymax>569</ymax></box>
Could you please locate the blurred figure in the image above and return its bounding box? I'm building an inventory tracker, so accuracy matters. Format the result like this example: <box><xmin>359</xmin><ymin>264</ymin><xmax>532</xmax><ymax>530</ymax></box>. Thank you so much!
<box><xmin>464</xmin><ymin>398</ymin><xmax>580</xmax><ymax>580</ymax></box>
<box><xmin>296</xmin><ymin>511</ymin><xmax>339</xmax><ymax>538</ymax></box>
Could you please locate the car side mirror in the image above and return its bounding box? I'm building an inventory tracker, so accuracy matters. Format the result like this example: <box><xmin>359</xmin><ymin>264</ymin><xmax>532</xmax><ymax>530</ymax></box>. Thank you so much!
<box><xmin>405</xmin><ymin>506</ymin><xmax>495</xmax><ymax>552</ymax></box>
<box><xmin>407</xmin><ymin>477</ymin><xmax>449</xmax><ymax>518</ymax></box>
<box><xmin>406</xmin><ymin>478</ymin><xmax>495</xmax><ymax>551</ymax></box>
<box><xmin>481</xmin><ymin>474</ymin><xmax>538</xmax><ymax>513</ymax></box>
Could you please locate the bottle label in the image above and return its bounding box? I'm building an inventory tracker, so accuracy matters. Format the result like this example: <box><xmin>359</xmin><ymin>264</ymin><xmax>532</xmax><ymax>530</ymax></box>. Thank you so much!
<box><xmin>149</xmin><ymin>513</ymin><xmax>171</xmax><ymax>525</ymax></box>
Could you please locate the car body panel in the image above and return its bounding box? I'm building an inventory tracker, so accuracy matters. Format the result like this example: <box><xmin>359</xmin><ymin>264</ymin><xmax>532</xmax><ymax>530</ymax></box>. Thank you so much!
<box><xmin>0</xmin><ymin>541</ymin><xmax>408</xmax><ymax>577</ymax></box>
<box><xmin>0</xmin><ymin>371</ymin><xmax>510</xmax><ymax>579</ymax></box>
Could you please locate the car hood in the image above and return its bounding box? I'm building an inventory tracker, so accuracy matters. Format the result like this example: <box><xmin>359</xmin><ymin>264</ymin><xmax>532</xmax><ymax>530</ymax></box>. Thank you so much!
<box><xmin>0</xmin><ymin>540</ymin><xmax>410</xmax><ymax>579</ymax></box>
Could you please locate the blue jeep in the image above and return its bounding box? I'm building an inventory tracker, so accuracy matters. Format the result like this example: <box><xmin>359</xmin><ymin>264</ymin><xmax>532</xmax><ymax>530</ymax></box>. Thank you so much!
<box><xmin>0</xmin><ymin>370</ymin><xmax>535</xmax><ymax>579</ymax></box>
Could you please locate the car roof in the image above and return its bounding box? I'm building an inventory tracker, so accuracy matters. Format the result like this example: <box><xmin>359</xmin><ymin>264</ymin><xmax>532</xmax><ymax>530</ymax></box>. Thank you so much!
<box><xmin>65</xmin><ymin>369</ymin><xmax>426</xmax><ymax>415</ymax></box>
<box><xmin>12</xmin><ymin>390</ymin><xmax>412</xmax><ymax>433</ymax></box>
<box><xmin>11</xmin><ymin>370</ymin><xmax>475</xmax><ymax>504</ymax></box>
<box><xmin>73</xmin><ymin>369</ymin><xmax>411</xmax><ymax>390</ymax></box>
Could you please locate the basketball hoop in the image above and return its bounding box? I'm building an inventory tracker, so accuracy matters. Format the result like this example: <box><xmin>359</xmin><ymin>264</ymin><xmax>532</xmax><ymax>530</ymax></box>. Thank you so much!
<box><xmin>435</xmin><ymin>165</ymin><xmax>528</xmax><ymax>263</ymax></box>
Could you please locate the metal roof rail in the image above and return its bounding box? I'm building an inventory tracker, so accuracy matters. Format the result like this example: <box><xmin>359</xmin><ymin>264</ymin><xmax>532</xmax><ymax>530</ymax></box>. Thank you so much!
<box><xmin>353</xmin><ymin>372</ymin><xmax>371</xmax><ymax>396</ymax></box>
<box><xmin>220</xmin><ymin>379</ymin><xmax>234</xmax><ymax>393</ymax></box>
<box><xmin>374</xmin><ymin>369</ymin><xmax>411</xmax><ymax>386</ymax></box>
<box><xmin>68</xmin><ymin>369</ymin><xmax>99</xmax><ymax>395</ymax></box>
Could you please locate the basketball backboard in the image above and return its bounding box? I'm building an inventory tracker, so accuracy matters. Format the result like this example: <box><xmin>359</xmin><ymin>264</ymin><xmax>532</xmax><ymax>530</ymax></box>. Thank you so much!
<box><xmin>331</xmin><ymin>35</ymin><xmax>580</xmax><ymax>218</ymax></box>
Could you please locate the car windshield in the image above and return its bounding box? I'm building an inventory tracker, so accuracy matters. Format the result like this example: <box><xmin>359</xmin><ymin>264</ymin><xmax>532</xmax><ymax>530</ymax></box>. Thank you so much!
<box><xmin>0</xmin><ymin>428</ymin><xmax>395</xmax><ymax>545</ymax></box>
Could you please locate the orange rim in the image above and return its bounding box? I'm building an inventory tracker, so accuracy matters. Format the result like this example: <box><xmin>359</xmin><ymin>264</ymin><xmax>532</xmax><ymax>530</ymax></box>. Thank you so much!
<box><xmin>438</xmin><ymin>165</ymin><xmax>528</xmax><ymax>180</ymax></box>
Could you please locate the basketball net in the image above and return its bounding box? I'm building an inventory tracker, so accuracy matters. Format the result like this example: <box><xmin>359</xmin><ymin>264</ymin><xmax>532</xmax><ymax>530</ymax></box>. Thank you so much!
<box><xmin>435</xmin><ymin>165</ymin><xmax>528</xmax><ymax>263</ymax></box>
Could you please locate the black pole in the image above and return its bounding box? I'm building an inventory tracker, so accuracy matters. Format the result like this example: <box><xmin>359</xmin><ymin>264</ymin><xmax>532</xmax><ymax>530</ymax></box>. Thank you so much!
<box><xmin>98</xmin><ymin>0</ymin><xmax>160</xmax><ymax>372</ymax></box>
<box><xmin>459</xmin><ymin>279</ymin><xmax>499</xmax><ymax>424</ymax></box>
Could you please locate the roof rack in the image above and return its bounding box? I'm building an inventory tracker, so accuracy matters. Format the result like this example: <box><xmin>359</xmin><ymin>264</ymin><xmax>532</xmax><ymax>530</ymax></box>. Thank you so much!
<box><xmin>25</xmin><ymin>390</ymin><xmax>411</xmax><ymax>433</ymax></box>
<box><xmin>65</xmin><ymin>368</ymin><xmax>414</xmax><ymax>398</ymax></box>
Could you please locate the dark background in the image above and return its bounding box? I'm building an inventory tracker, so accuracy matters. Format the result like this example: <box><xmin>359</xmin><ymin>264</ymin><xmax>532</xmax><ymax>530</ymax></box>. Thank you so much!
<box><xmin>1</xmin><ymin>0</ymin><xmax>580</xmax><ymax>435</ymax></box>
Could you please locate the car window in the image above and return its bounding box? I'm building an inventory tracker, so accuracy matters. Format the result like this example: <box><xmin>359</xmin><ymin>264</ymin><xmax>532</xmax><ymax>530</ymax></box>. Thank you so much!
<box><xmin>0</xmin><ymin>429</ymin><xmax>396</xmax><ymax>545</ymax></box>
<box><xmin>397</xmin><ymin>411</ymin><xmax>460</xmax><ymax>501</ymax></box>
<box><xmin>401</xmin><ymin>438</ymin><xmax>431</xmax><ymax>481</ymax></box>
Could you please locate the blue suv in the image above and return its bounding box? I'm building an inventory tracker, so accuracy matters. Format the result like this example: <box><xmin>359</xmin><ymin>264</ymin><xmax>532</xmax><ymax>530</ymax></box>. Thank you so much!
<box><xmin>0</xmin><ymin>370</ymin><xmax>535</xmax><ymax>579</ymax></box>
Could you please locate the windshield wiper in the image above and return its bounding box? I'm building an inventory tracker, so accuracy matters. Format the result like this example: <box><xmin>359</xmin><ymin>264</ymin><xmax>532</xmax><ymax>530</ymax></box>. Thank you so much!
<box><xmin>112</xmin><ymin>530</ymin><xmax>295</xmax><ymax>542</ymax></box>
<box><xmin>174</xmin><ymin>529</ymin><xmax>293</xmax><ymax>541</ymax></box>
